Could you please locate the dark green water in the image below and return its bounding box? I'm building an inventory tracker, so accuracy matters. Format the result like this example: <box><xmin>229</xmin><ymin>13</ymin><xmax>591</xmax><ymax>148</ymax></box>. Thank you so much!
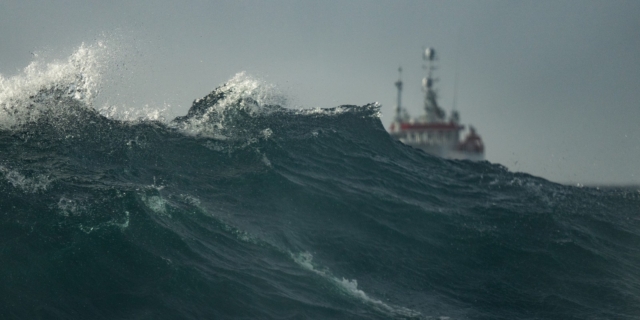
<box><xmin>1</xmin><ymin>71</ymin><xmax>639</xmax><ymax>319</ymax></box>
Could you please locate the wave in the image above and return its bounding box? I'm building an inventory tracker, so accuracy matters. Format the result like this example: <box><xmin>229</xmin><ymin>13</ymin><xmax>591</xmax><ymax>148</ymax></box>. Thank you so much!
<box><xmin>0</xmin><ymin>42</ymin><xmax>639</xmax><ymax>319</ymax></box>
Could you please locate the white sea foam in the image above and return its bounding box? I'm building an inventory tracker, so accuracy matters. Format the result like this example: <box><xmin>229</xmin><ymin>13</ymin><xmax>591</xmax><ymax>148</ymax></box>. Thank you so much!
<box><xmin>177</xmin><ymin>193</ymin><xmax>202</xmax><ymax>208</ymax></box>
<box><xmin>0</xmin><ymin>37</ymin><xmax>176</xmax><ymax>128</ymax></box>
<box><xmin>261</xmin><ymin>128</ymin><xmax>273</xmax><ymax>139</ymax></box>
<box><xmin>172</xmin><ymin>72</ymin><xmax>287</xmax><ymax>136</ymax></box>
<box><xmin>140</xmin><ymin>193</ymin><xmax>169</xmax><ymax>216</ymax></box>
<box><xmin>57</xmin><ymin>196</ymin><xmax>82</xmax><ymax>216</ymax></box>
<box><xmin>78</xmin><ymin>210</ymin><xmax>130</xmax><ymax>234</ymax></box>
<box><xmin>56</xmin><ymin>192</ymin><xmax>131</xmax><ymax>232</ymax></box>
<box><xmin>261</xmin><ymin>153</ymin><xmax>272</xmax><ymax>167</ymax></box>
<box><xmin>291</xmin><ymin>251</ymin><xmax>422</xmax><ymax>318</ymax></box>
<box><xmin>1</xmin><ymin>37</ymin><xmax>379</xmax><ymax>134</ymax></box>
<box><xmin>0</xmin><ymin>166</ymin><xmax>53</xmax><ymax>193</ymax></box>
<box><xmin>98</xmin><ymin>103</ymin><xmax>170</xmax><ymax>122</ymax></box>
<box><xmin>293</xmin><ymin>102</ymin><xmax>381</xmax><ymax>118</ymax></box>
<box><xmin>0</xmin><ymin>42</ymin><xmax>108</xmax><ymax>129</ymax></box>
<box><xmin>172</xmin><ymin>71</ymin><xmax>380</xmax><ymax>141</ymax></box>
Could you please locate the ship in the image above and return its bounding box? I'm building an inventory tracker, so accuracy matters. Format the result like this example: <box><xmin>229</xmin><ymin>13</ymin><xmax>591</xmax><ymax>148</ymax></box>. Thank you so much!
<box><xmin>388</xmin><ymin>48</ymin><xmax>485</xmax><ymax>161</ymax></box>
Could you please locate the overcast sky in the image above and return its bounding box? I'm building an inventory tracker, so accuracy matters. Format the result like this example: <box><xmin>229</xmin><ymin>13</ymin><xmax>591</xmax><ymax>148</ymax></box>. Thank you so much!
<box><xmin>1</xmin><ymin>0</ymin><xmax>639</xmax><ymax>185</ymax></box>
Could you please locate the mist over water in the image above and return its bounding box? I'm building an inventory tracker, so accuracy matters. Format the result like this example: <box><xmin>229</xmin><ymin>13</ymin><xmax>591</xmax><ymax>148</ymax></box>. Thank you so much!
<box><xmin>1</xmin><ymin>42</ymin><xmax>639</xmax><ymax>320</ymax></box>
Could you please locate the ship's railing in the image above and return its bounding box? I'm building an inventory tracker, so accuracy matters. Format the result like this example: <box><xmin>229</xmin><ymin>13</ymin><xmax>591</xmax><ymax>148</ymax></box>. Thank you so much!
<box><xmin>395</xmin><ymin>130</ymin><xmax>460</xmax><ymax>146</ymax></box>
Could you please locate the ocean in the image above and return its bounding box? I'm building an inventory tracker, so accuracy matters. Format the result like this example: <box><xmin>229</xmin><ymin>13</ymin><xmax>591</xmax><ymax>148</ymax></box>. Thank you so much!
<box><xmin>1</xmin><ymin>44</ymin><xmax>639</xmax><ymax>320</ymax></box>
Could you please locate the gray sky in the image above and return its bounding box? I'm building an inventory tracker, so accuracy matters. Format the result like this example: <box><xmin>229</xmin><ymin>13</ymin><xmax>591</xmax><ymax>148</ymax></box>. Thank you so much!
<box><xmin>1</xmin><ymin>0</ymin><xmax>639</xmax><ymax>185</ymax></box>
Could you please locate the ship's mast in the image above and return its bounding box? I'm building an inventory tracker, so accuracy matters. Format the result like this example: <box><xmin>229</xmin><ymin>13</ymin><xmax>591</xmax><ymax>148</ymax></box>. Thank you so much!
<box><xmin>450</xmin><ymin>52</ymin><xmax>460</xmax><ymax>123</ymax></box>
<box><xmin>394</xmin><ymin>67</ymin><xmax>404</xmax><ymax>121</ymax></box>
<box><xmin>423</xmin><ymin>48</ymin><xmax>445</xmax><ymax>122</ymax></box>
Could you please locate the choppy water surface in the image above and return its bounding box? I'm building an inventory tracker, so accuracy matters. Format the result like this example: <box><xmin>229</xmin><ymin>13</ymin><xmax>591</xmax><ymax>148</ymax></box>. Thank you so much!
<box><xmin>1</xmin><ymin>43</ymin><xmax>639</xmax><ymax>320</ymax></box>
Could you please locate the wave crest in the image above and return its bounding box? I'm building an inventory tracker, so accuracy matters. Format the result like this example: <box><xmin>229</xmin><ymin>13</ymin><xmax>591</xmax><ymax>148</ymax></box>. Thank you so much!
<box><xmin>170</xmin><ymin>72</ymin><xmax>286</xmax><ymax>138</ymax></box>
<box><xmin>0</xmin><ymin>42</ymin><xmax>107</xmax><ymax>130</ymax></box>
